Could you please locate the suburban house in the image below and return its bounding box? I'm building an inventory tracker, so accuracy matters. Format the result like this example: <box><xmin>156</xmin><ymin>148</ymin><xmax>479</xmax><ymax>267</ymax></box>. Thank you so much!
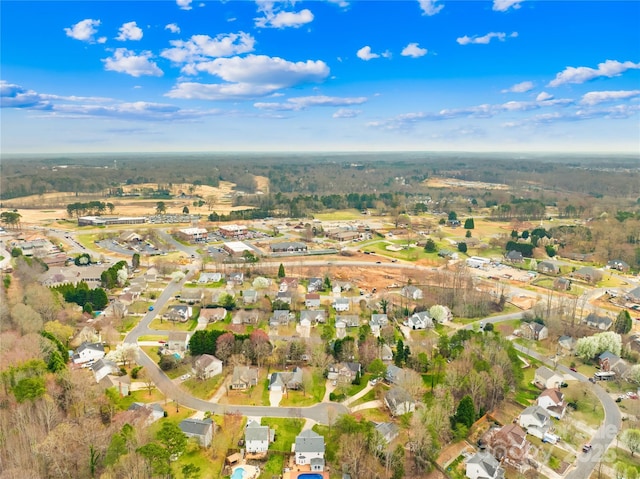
<box><xmin>534</xmin><ymin>366</ymin><xmax>564</xmax><ymax>389</ymax></box>
<box><xmin>572</xmin><ymin>266</ymin><xmax>603</xmax><ymax>284</ymax></box>
<box><xmin>558</xmin><ymin>336</ymin><xmax>576</xmax><ymax>354</ymax></box>
<box><xmin>385</xmin><ymin>364</ymin><xmax>404</xmax><ymax>384</ymax></box>
<box><xmin>193</xmin><ymin>354</ymin><xmax>223</xmax><ymax>379</ymax></box>
<box><xmin>227</xmin><ymin>272</ymin><xmax>244</xmax><ymax>285</ymax></box>
<box><xmin>232</xmin><ymin>310</ymin><xmax>260</xmax><ymax>325</ymax></box>
<box><xmin>626</xmin><ymin>287</ymin><xmax>640</xmax><ymax>304</ymax></box>
<box><xmin>230</xmin><ymin>366</ymin><xmax>259</xmax><ymax>390</ymax></box>
<box><xmin>128</xmin><ymin>402</ymin><xmax>166</xmax><ymax>424</ymax></box>
<box><xmin>373</xmin><ymin>422</ymin><xmax>399</xmax><ymax>444</ymax></box>
<box><xmin>279</xmin><ymin>277</ymin><xmax>299</xmax><ymax>292</ymax></box>
<box><xmin>91</xmin><ymin>359</ymin><xmax>119</xmax><ymax>383</ymax></box>
<box><xmin>179</xmin><ymin>288</ymin><xmax>204</xmax><ymax>304</ymax></box>
<box><xmin>537</xmin><ymin>261</ymin><xmax>560</xmax><ymax>275</ymax></box>
<box><xmin>245</xmin><ymin>420</ymin><xmax>274</xmax><ymax>454</ymax></box>
<box><xmin>384</xmin><ymin>387</ymin><xmax>415</xmax><ymax>416</ymax></box>
<box><xmin>197</xmin><ymin>272</ymin><xmax>223</xmax><ymax>284</ymax></box>
<box><xmin>585</xmin><ymin>313</ymin><xmax>613</xmax><ymax>331</ymax></box>
<box><xmin>405</xmin><ymin>311</ymin><xmax>433</xmax><ymax>330</ymax></box>
<box><xmin>307</xmin><ymin>277</ymin><xmax>323</xmax><ymax>293</ymax></box>
<box><xmin>553</xmin><ymin>277</ymin><xmax>572</xmax><ymax>291</ymax></box>
<box><xmin>294</xmin><ymin>430</ymin><xmax>325</xmax><ymax>471</ymax></box>
<box><xmin>269</xmin><ymin>367</ymin><xmax>303</xmax><ymax>392</ymax></box>
<box><xmin>300</xmin><ymin>310</ymin><xmax>326</xmax><ymax>324</ymax></box>
<box><xmin>333</xmin><ymin>298</ymin><xmax>350</xmax><ymax>312</ymax></box>
<box><xmin>337</xmin><ymin>315</ymin><xmax>360</xmax><ymax>328</ymax></box>
<box><xmin>332</xmin><ymin>281</ymin><xmax>352</xmax><ymax>293</ymax></box>
<box><xmin>487</xmin><ymin>424</ymin><xmax>530</xmax><ymax>470</ymax></box>
<box><xmin>380</xmin><ymin>344</ymin><xmax>394</xmax><ymax>361</ymax></box>
<box><xmin>179</xmin><ymin>418</ymin><xmax>214</xmax><ymax>447</ymax></box>
<box><xmin>270</xmin><ymin>310</ymin><xmax>293</xmax><ymax>327</ymax></box>
<box><xmin>465</xmin><ymin>451</ymin><xmax>505</xmax><ymax>479</ymax></box>
<box><xmin>99</xmin><ymin>374</ymin><xmax>131</xmax><ymax>396</ymax></box>
<box><xmin>607</xmin><ymin>259</ymin><xmax>630</xmax><ymax>272</ymax></box>
<box><xmin>519</xmin><ymin>322</ymin><xmax>549</xmax><ymax>341</ymax></box>
<box><xmin>73</xmin><ymin>342</ymin><xmax>105</xmax><ymax>364</ymax></box>
<box><xmin>167</xmin><ymin>332</ymin><xmax>191</xmax><ymax>352</ymax></box>
<box><xmin>271</xmin><ymin>242</ymin><xmax>308</xmax><ymax>253</ymax></box>
<box><xmin>198</xmin><ymin>307</ymin><xmax>227</xmax><ymax>324</ymax></box>
<box><xmin>305</xmin><ymin>293</ymin><xmax>321</xmax><ymax>308</ymax></box>
<box><xmin>164</xmin><ymin>305</ymin><xmax>193</xmax><ymax>323</ymax></box>
<box><xmin>505</xmin><ymin>250</ymin><xmax>524</xmax><ymax>264</ymax></box>
<box><xmin>327</xmin><ymin>362</ymin><xmax>361</xmax><ymax>384</ymax></box>
<box><xmin>401</xmin><ymin>285</ymin><xmax>423</xmax><ymax>301</ymax></box>
<box><xmin>275</xmin><ymin>291</ymin><xmax>293</xmax><ymax>305</ymax></box>
<box><xmin>371</xmin><ymin>313</ymin><xmax>389</xmax><ymax>327</ymax></box>
<box><xmin>103</xmin><ymin>300</ymin><xmax>128</xmax><ymax>319</ymax></box>
<box><xmin>518</xmin><ymin>405</ymin><xmax>551</xmax><ymax>439</ymax></box>
<box><xmin>242</xmin><ymin>289</ymin><xmax>258</xmax><ymax>304</ymax></box>
<box><xmin>537</xmin><ymin>389</ymin><xmax>567</xmax><ymax>419</ymax></box>
<box><xmin>599</xmin><ymin>351</ymin><xmax>629</xmax><ymax>376</ymax></box>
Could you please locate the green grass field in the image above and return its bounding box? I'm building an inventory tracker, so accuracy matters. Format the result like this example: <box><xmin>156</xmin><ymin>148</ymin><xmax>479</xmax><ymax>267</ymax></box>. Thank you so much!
<box><xmin>262</xmin><ymin>417</ymin><xmax>304</xmax><ymax>452</ymax></box>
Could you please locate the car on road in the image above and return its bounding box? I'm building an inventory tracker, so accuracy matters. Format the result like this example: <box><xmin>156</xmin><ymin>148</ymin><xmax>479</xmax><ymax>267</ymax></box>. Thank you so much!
<box><xmin>570</xmin><ymin>367</ymin><xmax>577</xmax><ymax>372</ymax></box>
<box><xmin>148</xmin><ymin>306</ymin><xmax>154</xmax><ymax>311</ymax></box>
<box><xmin>589</xmin><ymin>377</ymin><xmax>596</xmax><ymax>383</ymax></box>
<box><xmin>391</xmin><ymin>259</ymin><xmax>398</xmax><ymax>263</ymax></box>
<box><xmin>582</xmin><ymin>443</ymin><xmax>592</xmax><ymax>453</ymax></box>
<box><xmin>376</xmin><ymin>261</ymin><xmax>382</xmax><ymax>264</ymax></box>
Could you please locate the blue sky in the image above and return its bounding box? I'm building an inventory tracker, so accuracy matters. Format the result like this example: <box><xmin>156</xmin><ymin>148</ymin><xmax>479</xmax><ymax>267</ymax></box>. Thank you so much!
<box><xmin>1</xmin><ymin>0</ymin><xmax>639</xmax><ymax>154</ymax></box>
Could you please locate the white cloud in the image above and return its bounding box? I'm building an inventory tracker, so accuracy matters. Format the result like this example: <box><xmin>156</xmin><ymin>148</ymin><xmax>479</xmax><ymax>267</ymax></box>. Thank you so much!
<box><xmin>536</xmin><ymin>91</ymin><xmax>554</xmax><ymax>102</ymax></box>
<box><xmin>401</xmin><ymin>43</ymin><xmax>427</xmax><ymax>58</ymax></box>
<box><xmin>165</xmin><ymin>23</ymin><xmax>181</xmax><ymax>34</ymax></box>
<box><xmin>1</xmin><ymin>81</ymin><xmax>222</xmax><ymax>121</ymax></box>
<box><xmin>333</xmin><ymin>108</ymin><xmax>360</xmax><ymax>118</ymax></box>
<box><xmin>255</xmin><ymin>2</ymin><xmax>314</xmax><ymax>29</ymax></box>
<box><xmin>548</xmin><ymin>60</ymin><xmax>640</xmax><ymax>87</ymax></box>
<box><xmin>357</xmin><ymin>46</ymin><xmax>380</xmax><ymax>61</ymax></box>
<box><xmin>64</xmin><ymin>19</ymin><xmax>101</xmax><ymax>43</ymax></box>
<box><xmin>103</xmin><ymin>49</ymin><xmax>163</xmax><ymax>77</ymax></box>
<box><xmin>177</xmin><ymin>0</ymin><xmax>192</xmax><ymax>10</ymax></box>
<box><xmin>580</xmin><ymin>90</ymin><xmax>640</xmax><ymax>106</ymax></box>
<box><xmin>328</xmin><ymin>0</ymin><xmax>350</xmax><ymax>7</ymax></box>
<box><xmin>254</xmin><ymin>95</ymin><xmax>367</xmax><ymax>111</ymax></box>
<box><xmin>418</xmin><ymin>0</ymin><xmax>444</xmax><ymax>16</ymax></box>
<box><xmin>457</xmin><ymin>32</ymin><xmax>517</xmax><ymax>45</ymax></box>
<box><xmin>116</xmin><ymin>21</ymin><xmax>143</xmax><ymax>41</ymax></box>
<box><xmin>501</xmin><ymin>81</ymin><xmax>534</xmax><ymax>93</ymax></box>
<box><xmin>167</xmin><ymin>54</ymin><xmax>330</xmax><ymax>100</ymax></box>
<box><xmin>493</xmin><ymin>0</ymin><xmax>524</xmax><ymax>12</ymax></box>
<box><xmin>161</xmin><ymin>32</ymin><xmax>255</xmax><ymax>65</ymax></box>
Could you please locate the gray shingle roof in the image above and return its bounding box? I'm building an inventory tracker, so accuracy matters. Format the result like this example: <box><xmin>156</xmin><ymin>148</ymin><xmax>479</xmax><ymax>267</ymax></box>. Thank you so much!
<box><xmin>179</xmin><ymin>418</ymin><xmax>212</xmax><ymax>436</ymax></box>
<box><xmin>295</xmin><ymin>430</ymin><xmax>325</xmax><ymax>454</ymax></box>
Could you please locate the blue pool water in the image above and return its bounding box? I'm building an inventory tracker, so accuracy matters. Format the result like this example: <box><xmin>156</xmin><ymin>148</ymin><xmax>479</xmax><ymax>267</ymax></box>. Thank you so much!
<box><xmin>296</xmin><ymin>475</ymin><xmax>322</xmax><ymax>479</ymax></box>
<box><xmin>231</xmin><ymin>467</ymin><xmax>245</xmax><ymax>479</ymax></box>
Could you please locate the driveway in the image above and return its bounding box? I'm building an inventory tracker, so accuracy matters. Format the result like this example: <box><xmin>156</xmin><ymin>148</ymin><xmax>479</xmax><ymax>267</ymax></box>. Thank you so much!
<box><xmin>269</xmin><ymin>389</ymin><xmax>283</xmax><ymax>407</ymax></box>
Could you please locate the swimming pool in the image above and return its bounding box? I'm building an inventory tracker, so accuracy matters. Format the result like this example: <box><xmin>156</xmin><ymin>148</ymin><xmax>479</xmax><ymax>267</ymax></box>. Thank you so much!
<box><xmin>296</xmin><ymin>474</ymin><xmax>322</xmax><ymax>479</ymax></box>
<box><xmin>230</xmin><ymin>467</ymin><xmax>245</xmax><ymax>479</ymax></box>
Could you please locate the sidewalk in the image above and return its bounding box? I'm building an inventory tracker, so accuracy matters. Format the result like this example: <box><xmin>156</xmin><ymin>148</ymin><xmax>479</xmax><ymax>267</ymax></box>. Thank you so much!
<box><xmin>342</xmin><ymin>382</ymin><xmax>373</xmax><ymax>406</ymax></box>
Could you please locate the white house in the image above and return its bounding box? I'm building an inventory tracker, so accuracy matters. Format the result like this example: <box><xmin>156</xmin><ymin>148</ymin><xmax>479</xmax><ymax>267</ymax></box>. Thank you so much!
<box><xmin>534</xmin><ymin>366</ymin><xmax>564</xmax><ymax>389</ymax></box>
<box><xmin>91</xmin><ymin>359</ymin><xmax>119</xmax><ymax>383</ymax></box>
<box><xmin>401</xmin><ymin>286</ymin><xmax>423</xmax><ymax>300</ymax></box>
<box><xmin>193</xmin><ymin>354</ymin><xmax>223</xmax><ymax>379</ymax></box>
<box><xmin>519</xmin><ymin>322</ymin><xmax>549</xmax><ymax>341</ymax></box>
<box><xmin>168</xmin><ymin>332</ymin><xmax>191</xmax><ymax>352</ymax></box>
<box><xmin>465</xmin><ymin>451</ymin><xmax>504</xmax><ymax>479</ymax></box>
<box><xmin>295</xmin><ymin>430</ymin><xmax>325</xmax><ymax>471</ymax></box>
<box><xmin>305</xmin><ymin>293</ymin><xmax>321</xmax><ymax>308</ymax></box>
<box><xmin>179</xmin><ymin>418</ymin><xmax>213</xmax><ymax>447</ymax></box>
<box><xmin>380</xmin><ymin>344</ymin><xmax>393</xmax><ymax>361</ymax></box>
<box><xmin>537</xmin><ymin>389</ymin><xmax>567</xmax><ymax>419</ymax></box>
<box><xmin>518</xmin><ymin>405</ymin><xmax>551</xmax><ymax>439</ymax></box>
<box><xmin>245</xmin><ymin>420</ymin><xmax>273</xmax><ymax>454</ymax></box>
<box><xmin>333</xmin><ymin>298</ymin><xmax>350</xmax><ymax>312</ymax></box>
<box><xmin>73</xmin><ymin>342</ymin><xmax>105</xmax><ymax>364</ymax></box>
<box><xmin>404</xmin><ymin>311</ymin><xmax>433</xmax><ymax>330</ymax></box>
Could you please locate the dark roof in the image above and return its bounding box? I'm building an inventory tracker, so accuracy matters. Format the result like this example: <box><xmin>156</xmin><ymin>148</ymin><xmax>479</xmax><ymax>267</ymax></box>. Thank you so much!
<box><xmin>179</xmin><ymin>418</ymin><xmax>212</xmax><ymax>436</ymax></box>
<box><xmin>295</xmin><ymin>430</ymin><xmax>325</xmax><ymax>454</ymax></box>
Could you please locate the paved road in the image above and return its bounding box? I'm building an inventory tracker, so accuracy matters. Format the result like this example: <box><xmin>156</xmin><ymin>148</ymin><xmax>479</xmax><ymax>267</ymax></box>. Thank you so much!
<box><xmin>124</xmin><ymin>266</ymin><xmax>348</xmax><ymax>424</ymax></box>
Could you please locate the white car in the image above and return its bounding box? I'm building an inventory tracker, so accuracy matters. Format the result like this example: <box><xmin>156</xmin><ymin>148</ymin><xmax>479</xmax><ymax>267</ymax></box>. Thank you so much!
<box><xmin>180</xmin><ymin>374</ymin><xmax>191</xmax><ymax>381</ymax></box>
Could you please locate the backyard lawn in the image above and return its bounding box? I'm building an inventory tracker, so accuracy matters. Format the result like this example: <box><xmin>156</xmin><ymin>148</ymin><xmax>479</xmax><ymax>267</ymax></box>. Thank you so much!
<box><xmin>262</xmin><ymin>417</ymin><xmax>304</xmax><ymax>452</ymax></box>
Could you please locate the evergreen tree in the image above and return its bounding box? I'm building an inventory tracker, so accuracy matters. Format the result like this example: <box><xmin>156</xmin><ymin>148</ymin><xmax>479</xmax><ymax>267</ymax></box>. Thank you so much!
<box><xmin>457</xmin><ymin>242</ymin><xmax>467</xmax><ymax>253</ymax></box>
<box><xmin>615</xmin><ymin>310</ymin><xmax>633</xmax><ymax>335</ymax></box>
<box><xmin>464</xmin><ymin>218</ymin><xmax>475</xmax><ymax>229</ymax></box>
<box><xmin>452</xmin><ymin>395</ymin><xmax>476</xmax><ymax>429</ymax></box>
<box><xmin>424</xmin><ymin>238</ymin><xmax>436</xmax><ymax>253</ymax></box>
<box><xmin>278</xmin><ymin>263</ymin><xmax>285</xmax><ymax>278</ymax></box>
<box><xmin>395</xmin><ymin>339</ymin><xmax>405</xmax><ymax>366</ymax></box>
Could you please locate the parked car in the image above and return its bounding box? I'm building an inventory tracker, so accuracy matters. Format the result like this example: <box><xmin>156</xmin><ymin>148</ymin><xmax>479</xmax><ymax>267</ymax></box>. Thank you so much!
<box><xmin>582</xmin><ymin>443</ymin><xmax>592</xmax><ymax>453</ymax></box>
<box><xmin>570</xmin><ymin>367</ymin><xmax>577</xmax><ymax>372</ymax></box>
<box><xmin>148</xmin><ymin>306</ymin><xmax>154</xmax><ymax>311</ymax></box>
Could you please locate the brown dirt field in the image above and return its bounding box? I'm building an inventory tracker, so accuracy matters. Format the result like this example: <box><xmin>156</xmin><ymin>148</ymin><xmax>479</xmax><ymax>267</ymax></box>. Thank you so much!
<box><xmin>437</xmin><ymin>441</ymin><xmax>475</xmax><ymax>468</ymax></box>
<box><xmin>2</xmin><ymin>180</ymin><xmax>255</xmax><ymax>226</ymax></box>
<box><xmin>424</xmin><ymin>177</ymin><xmax>510</xmax><ymax>190</ymax></box>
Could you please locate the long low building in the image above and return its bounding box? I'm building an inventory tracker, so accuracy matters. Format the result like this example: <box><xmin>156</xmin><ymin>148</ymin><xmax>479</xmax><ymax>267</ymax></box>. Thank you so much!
<box><xmin>78</xmin><ymin>216</ymin><xmax>147</xmax><ymax>226</ymax></box>
<box><xmin>223</xmin><ymin>241</ymin><xmax>254</xmax><ymax>255</ymax></box>
<box><xmin>177</xmin><ymin>227</ymin><xmax>208</xmax><ymax>242</ymax></box>
<box><xmin>270</xmin><ymin>241</ymin><xmax>308</xmax><ymax>253</ymax></box>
